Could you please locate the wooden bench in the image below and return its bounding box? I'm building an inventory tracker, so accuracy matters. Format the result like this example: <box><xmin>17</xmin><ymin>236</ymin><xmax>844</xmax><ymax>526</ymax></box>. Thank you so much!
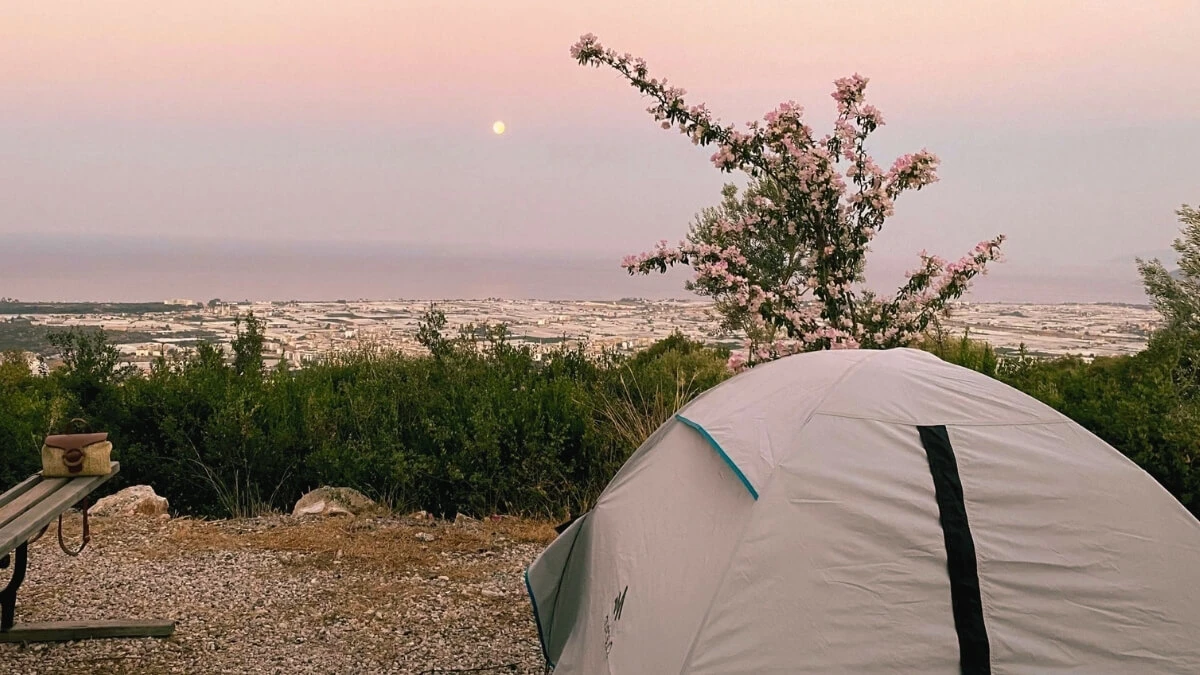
<box><xmin>0</xmin><ymin>461</ymin><xmax>176</xmax><ymax>642</ymax></box>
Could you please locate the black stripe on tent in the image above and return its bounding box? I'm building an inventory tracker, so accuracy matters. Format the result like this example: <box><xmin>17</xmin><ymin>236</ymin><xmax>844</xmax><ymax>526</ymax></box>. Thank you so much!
<box><xmin>918</xmin><ymin>425</ymin><xmax>991</xmax><ymax>675</ymax></box>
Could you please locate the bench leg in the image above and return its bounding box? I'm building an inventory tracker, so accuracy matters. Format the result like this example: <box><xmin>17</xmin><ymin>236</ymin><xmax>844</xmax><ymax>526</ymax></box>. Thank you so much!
<box><xmin>0</xmin><ymin>619</ymin><xmax>175</xmax><ymax>642</ymax></box>
<box><xmin>0</xmin><ymin>541</ymin><xmax>174</xmax><ymax>643</ymax></box>
<box><xmin>0</xmin><ymin>542</ymin><xmax>27</xmax><ymax>632</ymax></box>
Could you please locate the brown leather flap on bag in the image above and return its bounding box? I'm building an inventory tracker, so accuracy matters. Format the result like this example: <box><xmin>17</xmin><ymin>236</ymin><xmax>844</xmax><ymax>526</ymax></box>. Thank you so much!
<box><xmin>44</xmin><ymin>432</ymin><xmax>109</xmax><ymax>450</ymax></box>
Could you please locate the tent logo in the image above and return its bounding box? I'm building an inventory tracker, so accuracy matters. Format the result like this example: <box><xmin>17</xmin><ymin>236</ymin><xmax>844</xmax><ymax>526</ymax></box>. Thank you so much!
<box><xmin>604</xmin><ymin>585</ymin><xmax>629</xmax><ymax>657</ymax></box>
<box><xmin>613</xmin><ymin>585</ymin><xmax>628</xmax><ymax>621</ymax></box>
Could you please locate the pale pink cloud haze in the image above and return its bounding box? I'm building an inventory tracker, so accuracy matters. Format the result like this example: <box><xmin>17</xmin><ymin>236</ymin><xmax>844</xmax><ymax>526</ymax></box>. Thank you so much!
<box><xmin>1</xmin><ymin>1</ymin><xmax>1198</xmax><ymax>301</ymax></box>
<box><xmin>2</xmin><ymin>1</ymin><xmax>1196</xmax><ymax>125</ymax></box>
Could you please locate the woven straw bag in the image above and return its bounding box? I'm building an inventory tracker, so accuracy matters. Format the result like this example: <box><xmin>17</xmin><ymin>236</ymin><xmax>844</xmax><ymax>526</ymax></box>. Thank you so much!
<box><xmin>41</xmin><ymin>419</ymin><xmax>113</xmax><ymax>477</ymax></box>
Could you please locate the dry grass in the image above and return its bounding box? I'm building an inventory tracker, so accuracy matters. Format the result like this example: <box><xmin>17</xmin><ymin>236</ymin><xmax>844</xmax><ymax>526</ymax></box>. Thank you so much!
<box><xmin>594</xmin><ymin>363</ymin><xmax>712</xmax><ymax>451</ymax></box>
<box><xmin>142</xmin><ymin>515</ymin><xmax>557</xmax><ymax>578</ymax></box>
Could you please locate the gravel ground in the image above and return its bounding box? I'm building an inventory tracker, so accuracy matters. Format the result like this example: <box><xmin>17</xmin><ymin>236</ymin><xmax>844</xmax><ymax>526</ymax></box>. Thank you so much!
<box><xmin>1</xmin><ymin>513</ymin><xmax>557</xmax><ymax>674</ymax></box>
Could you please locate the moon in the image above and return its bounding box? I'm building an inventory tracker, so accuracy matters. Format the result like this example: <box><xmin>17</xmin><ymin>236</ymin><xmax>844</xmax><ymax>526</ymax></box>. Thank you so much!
<box><xmin>492</xmin><ymin>120</ymin><xmax>506</xmax><ymax>135</ymax></box>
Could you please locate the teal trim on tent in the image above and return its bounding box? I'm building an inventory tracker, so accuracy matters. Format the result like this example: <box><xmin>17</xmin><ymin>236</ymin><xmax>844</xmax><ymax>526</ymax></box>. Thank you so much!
<box><xmin>675</xmin><ymin>414</ymin><xmax>759</xmax><ymax>500</ymax></box>
<box><xmin>525</xmin><ymin>568</ymin><xmax>556</xmax><ymax>668</ymax></box>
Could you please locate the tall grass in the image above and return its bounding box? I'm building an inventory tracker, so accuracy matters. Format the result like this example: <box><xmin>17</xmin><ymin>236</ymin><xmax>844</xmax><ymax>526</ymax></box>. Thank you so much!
<box><xmin>595</xmin><ymin>363</ymin><xmax>716</xmax><ymax>451</ymax></box>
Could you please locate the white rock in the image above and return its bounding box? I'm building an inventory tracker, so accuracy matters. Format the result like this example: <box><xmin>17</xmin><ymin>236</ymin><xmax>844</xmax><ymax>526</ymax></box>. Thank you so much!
<box><xmin>291</xmin><ymin>487</ymin><xmax>378</xmax><ymax>518</ymax></box>
<box><xmin>90</xmin><ymin>485</ymin><xmax>169</xmax><ymax>517</ymax></box>
<box><xmin>415</xmin><ymin>532</ymin><xmax>435</xmax><ymax>542</ymax></box>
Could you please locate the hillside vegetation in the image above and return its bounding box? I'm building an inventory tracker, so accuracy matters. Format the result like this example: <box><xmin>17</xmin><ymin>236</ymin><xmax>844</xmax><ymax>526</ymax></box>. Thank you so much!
<box><xmin>2</xmin><ymin>309</ymin><xmax>1198</xmax><ymax>520</ymax></box>
<box><xmin>0</xmin><ymin>311</ymin><xmax>729</xmax><ymax>519</ymax></box>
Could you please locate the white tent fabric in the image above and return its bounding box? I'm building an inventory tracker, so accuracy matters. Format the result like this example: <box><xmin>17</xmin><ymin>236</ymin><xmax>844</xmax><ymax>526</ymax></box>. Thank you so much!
<box><xmin>525</xmin><ymin>348</ymin><xmax>1200</xmax><ymax>673</ymax></box>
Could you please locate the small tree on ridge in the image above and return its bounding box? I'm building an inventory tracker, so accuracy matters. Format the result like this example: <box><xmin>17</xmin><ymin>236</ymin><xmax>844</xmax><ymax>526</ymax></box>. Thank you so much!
<box><xmin>1138</xmin><ymin>204</ymin><xmax>1200</xmax><ymax>332</ymax></box>
<box><xmin>571</xmin><ymin>34</ymin><xmax>1005</xmax><ymax>370</ymax></box>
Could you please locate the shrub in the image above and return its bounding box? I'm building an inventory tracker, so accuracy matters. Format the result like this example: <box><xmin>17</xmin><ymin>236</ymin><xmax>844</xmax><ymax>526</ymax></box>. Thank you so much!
<box><xmin>0</xmin><ymin>320</ymin><xmax>726</xmax><ymax>519</ymax></box>
<box><xmin>7</xmin><ymin>317</ymin><xmax>1200</xmax><ymax>521</ymax></box>
<box><xmin>917</xmin><ymin>328</ymin><xmax>1000</xmax><ymax>378</ymax></box>
<box><xmin>0</xmin><ymin>351</ymin><xmax>64</xmax><ymax>486</ymax></box>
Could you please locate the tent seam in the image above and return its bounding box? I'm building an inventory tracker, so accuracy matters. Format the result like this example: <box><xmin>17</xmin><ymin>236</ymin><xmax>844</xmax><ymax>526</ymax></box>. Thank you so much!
<box><xmin>795</xmin><ymin>351</ymin><xmax>886</xmax><ymax>433</ymax></box>
<box><xmin>754</xmin><ymin>350</ymin><xmax>886</xmax><ymax>491</ymax></box>
<box><xmin>918</xmin><ymin>424</ymin><xmax>992</xmax><ymax>673</ymax></box>
<box><xmin>527</xmin><ymin>514</ymin><xmax>587</xmax><ymax>669</ymax></box>
<box><xmin>675</xmin><ymin>469</ymin><xmax>781</xmax><ymax>674</ymax></box>
<box><xmin>524</xmin><ymin>568</ymin><xmax>556</xmax><ymax>668</ymax></box>
<box><xmin>676</xmin><ymin>350</ymin><xmax>882</xmax><ymax>502</ymax></box>
<box><xmin>813</xmin><ymin>412</ymin><xmax>1071</xmax><ymax>428</ymax></box>
<box><xmin>956</xmin><ymin>455</ymin><xmax>998</xmax><ymax>675</ymax></box>
<box><xmin>675</xmin><ymin>414</ymin><xmax>759</xmax><ymax>500</ymax></box>
<box><xmin>591</xmin><ymin>418</ymin><xmax>681</xmax><ymax>511</ymax></box>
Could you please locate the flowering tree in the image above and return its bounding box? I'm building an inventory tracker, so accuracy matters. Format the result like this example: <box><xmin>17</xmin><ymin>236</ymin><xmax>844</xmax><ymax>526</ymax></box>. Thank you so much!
<box><xmin>571</xmin><ymin>34</ymin><xmax>1004</xmax><ymax>371</ymax></box>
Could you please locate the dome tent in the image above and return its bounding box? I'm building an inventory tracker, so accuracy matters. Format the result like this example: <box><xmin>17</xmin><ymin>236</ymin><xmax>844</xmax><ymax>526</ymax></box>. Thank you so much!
<box><xmin>525</xmin><ymin>348</ymin><xmax>1200</xmax><ymax>674</ymax></box>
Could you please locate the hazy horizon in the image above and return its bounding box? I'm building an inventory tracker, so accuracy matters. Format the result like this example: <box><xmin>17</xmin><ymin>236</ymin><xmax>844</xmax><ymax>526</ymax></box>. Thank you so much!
<box><xmin>3</xmin><ymin>2</ymin><xmax>1197</xmax><ymax>302</ymax></box>
<box><xmin>0</xmin><ymin>234</ymin><xmax>1152</xmax><ymax>305</ymax></box>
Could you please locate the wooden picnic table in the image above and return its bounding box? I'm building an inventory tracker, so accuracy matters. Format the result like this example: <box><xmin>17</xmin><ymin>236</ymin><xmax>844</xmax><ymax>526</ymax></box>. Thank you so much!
<box><xmin>0</xmin><ymin>461</ymin><xmax>175</xmax><ymax>642</ymax></box>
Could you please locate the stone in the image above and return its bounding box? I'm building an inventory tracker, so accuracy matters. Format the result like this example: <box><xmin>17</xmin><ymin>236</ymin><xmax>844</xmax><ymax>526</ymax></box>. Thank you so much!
<box><xmin>414</xmin><ymin>532</ymin><xmax>435</xmax><ymax>542</ymax></box>
<box><xmin>91</xmin><ymin>485</ymin><xmax>169</xmax><ymax>517</ymax></box>
<box><xmin>291</xmin><ymin>486</ymin><xmax>378</xmax><ymax>518</ymax></box>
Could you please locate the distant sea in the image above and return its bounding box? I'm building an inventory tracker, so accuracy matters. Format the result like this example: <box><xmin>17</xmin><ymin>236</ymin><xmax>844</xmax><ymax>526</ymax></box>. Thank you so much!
<box><xmin>0</xmin><ymin>235</ymin><xmax>1149</xmax><ymax>305</ymax></box>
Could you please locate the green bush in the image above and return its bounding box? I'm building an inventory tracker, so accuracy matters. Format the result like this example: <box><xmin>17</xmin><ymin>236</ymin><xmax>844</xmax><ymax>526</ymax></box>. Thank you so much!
<box><xmin>0</xmin><ymin>351</ymin><xmax>64</xmax><ymax>486</ymax></box>
<box><xmin>0</xmin><ymin>318</ymin><xmax>729</xmax><ymax>519</ymax></box>
<box><xmin>917</xmin><ymin>328</ymin><xmax>1000</xmax><ymax>378</ymax></box>
<box><xmin>7</xmin><ymin>316</ymin><xmax>1200</xmax><ymax>521</ymax></box>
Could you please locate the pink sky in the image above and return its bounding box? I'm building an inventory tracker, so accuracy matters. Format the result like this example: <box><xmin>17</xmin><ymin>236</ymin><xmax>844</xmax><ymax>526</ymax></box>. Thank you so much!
<box><xmin>4</xmin><ymin>1</ymin><xmax>1196</xmax><ymax>127</ymax></box>
<box><xmin>2</xmin><ymin>1</ymin><xmax>1198</xmax><ymax>301</ymax></box>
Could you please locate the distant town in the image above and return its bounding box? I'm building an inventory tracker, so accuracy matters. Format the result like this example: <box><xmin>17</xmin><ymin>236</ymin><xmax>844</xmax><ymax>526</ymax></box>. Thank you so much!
<box><xmin>0</xmin><ymin>298</ymin><xmax>1158</xmax><ymax>373</ymax></box>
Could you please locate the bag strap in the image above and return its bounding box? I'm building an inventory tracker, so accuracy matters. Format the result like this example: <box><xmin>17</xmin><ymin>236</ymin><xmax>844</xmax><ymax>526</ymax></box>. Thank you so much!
<box><xmin>57</xmin><ymin>499</ymin><xmax>91</xmax><ymax>556</ymax></box>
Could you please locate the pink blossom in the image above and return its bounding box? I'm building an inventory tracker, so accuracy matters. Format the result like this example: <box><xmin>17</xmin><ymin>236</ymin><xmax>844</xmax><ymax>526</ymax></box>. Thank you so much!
<box><xmin>727</xmin><ymin>352</ymin><xmax>747</xmax><ymax>372</ymax></box>
<box><xmin>710</xmin><ymin>145</ymin><xmax>738</xmax><ymax>170</ymax></box>
<box><xmin>574</xmin><ymin>35</ymin><xmax>1004</xmax><ymax>369</ymax></box>
<box><xmin>831</xmin><ymin>73</ymin><xmax>869</xmax><ymax>108</ymax></box>
<box><xmin>858</xmin><ymin>104</ymin><xmax>885</xmax><ymax>127</ymax></box>
<box><xmin>570</xmin><ymin>33</ymin><xmax>600</xmax><ymax>59</ymax></box>
<box><xmin>886</xmin><ymin>150</ymin><xmax>940</xmax><ymax>191</ymax></box>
